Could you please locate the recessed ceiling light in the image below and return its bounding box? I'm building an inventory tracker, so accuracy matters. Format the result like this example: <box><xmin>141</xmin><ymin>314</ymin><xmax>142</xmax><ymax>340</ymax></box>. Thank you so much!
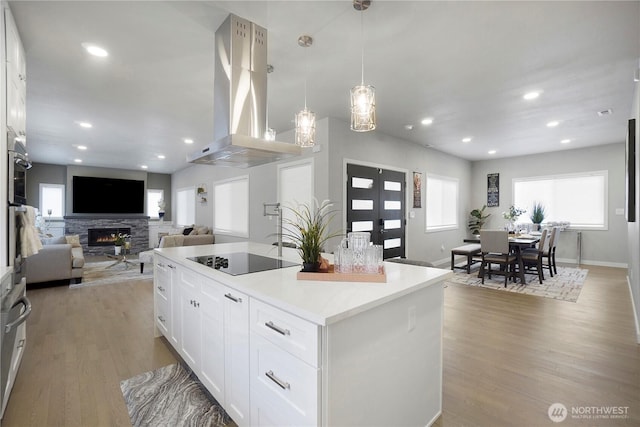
<box><xmin>488</xmin><ymin>150</ymin><xmax>497</xmax><ymax>155</ymax></box>
<box><xmin>421</xmin><ymin>117</ymin><xmax>434</xmax><ymax>126</ymax></box>
<box><xmin>76</xmin><ymin>121</ymin><xmax>92</xmax><ymax>129</ymax></box>
<box><xmin>141</xmin><ymin>165</ymin><xmax>148</xmax><ymax>169</ymax></box>
<box><xmin>157</xmin><ymin>154</ymin><xmax>165</xmax><ymax>159</ymax></box>
<box><xmin>597</xmin><ymin>109</ymin><xmax>613</xmax><ymax>117</ymax></box>
<box><xmin>546</xmin><ymin>121</ymin><xmax>560</xmax><ymax>127</ymax></box>
<box><xmin>561</xmin><ymin>139</ymin><xmax>571</xmax><ymax>144</ymax></box>
<box><xmin>462</xmin><ymin>137</ymin><xmax>472</xmax><ymax>143</ymax></box>
<box><xmin>523</xmin><ymin>91</ymin><xmax>540</xmax><ymax>100</ymax></box>
<box><xmin>77</xmin><ymin>145</ymin><xmax>87</xmax><ymax>150</ymax></box>
<box><xmin>74</xmin><ymin>159</ymin><xmax>82</xmax><ymax>163</ymax></box>
<box><xmin>184</xmin><ymin>138</ymin><xmax>194</xmax><ymax>144</ymax></box>
<box><xmin>81</xmin><ymin>42</ymin><xmax>108</xmax><ymax>57</ymax></box>
<box><xmin>404</xmin><ymin>124</ymin><xmax>414</xmax><ymax>130</ymax></box>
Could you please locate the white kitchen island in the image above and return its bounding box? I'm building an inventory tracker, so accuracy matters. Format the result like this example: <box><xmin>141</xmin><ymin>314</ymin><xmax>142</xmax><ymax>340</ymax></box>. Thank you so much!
<box><xmin>153</xmin><ymin>242</ymin><xmax>451</xmax><ymax>427</ymax></box>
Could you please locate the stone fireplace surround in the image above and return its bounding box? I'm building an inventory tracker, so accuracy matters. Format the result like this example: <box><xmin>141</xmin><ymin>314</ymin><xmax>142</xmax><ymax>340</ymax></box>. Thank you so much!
<box><xmin>64</xmin><ymin>216</ymin><xmax>150</xmax><ymax>256</ymax></box>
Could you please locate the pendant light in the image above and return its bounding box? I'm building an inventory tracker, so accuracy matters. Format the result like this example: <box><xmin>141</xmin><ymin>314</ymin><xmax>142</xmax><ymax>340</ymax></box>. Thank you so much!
<box><xmin>295</xmin><ymin>35</ymin><xmax>316</xmax><ymax>147</ymax></box>
<box><xmin>351</xmin><ymin>0</ymin><xmax>376</xmax><ymax>132</ymax></box>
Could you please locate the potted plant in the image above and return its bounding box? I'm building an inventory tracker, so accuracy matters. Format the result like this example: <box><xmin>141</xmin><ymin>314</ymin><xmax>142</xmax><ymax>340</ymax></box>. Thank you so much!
<box><xmin>529</xmin><ymin>202</ymin><xmax>546</xmax><ymax>229</ymax></box>
<box><xmin>468</xmin><ymin>205</ymin><xmax>491</xmax><ymax>236</ymax></box>
<box><xmin>281</xmin><ymin>199</ymin><xmax>340</xmax><ymax>272</ymax></box>
<box><xmin>111</xmin><ymin>232</ymin><xmax>129</xmax><ymax>255</ymax></box>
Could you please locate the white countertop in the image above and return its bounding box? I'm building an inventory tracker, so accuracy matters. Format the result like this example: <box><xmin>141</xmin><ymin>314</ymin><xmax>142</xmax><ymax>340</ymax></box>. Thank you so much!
<box><xmin>156</xmin><ymin>242</ymin><xmax>452</xmax><ymax>326</ymax></box>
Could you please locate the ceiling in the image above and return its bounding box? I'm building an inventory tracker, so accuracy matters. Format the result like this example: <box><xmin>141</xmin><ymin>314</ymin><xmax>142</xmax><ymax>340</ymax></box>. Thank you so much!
<box><xmin>8</xmin><ymin>0</ymin><xmax>640</xmax><ymax>174</ymax></box>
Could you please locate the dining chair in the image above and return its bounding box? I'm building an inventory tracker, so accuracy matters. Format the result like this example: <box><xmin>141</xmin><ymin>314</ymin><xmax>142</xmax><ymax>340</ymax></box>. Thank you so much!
<box><xmin>520</xmin><ymin>228</ymin><xmax>548</xmax><ymax>284</ymax></box>
<box><xmin>542</xmin><ymin>226</ymin><xmax>559</xmax><ymax>277</ymax></box>
<box><xmin>479</xmin><ymin>230</ymin><xmax>519</xmax><ymax>287</ymax></box>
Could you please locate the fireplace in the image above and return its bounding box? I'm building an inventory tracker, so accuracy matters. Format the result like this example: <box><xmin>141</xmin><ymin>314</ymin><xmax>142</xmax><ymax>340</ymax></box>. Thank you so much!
<box><xmin>65</xmin><ymin>216</ymin><xmax>149</xmax><ymax>256</ymax></box>
<box><xmin>88</xmin><ymin>227</ymin><xmax>131</xmax><ymax>246</ymax></box>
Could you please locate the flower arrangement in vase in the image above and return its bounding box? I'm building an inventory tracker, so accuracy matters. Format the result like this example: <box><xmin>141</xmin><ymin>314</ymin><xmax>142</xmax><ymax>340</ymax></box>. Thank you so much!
<box><xmin>502</xmin><ymin>205</ymin><xmax>526</xmax><ymax>233</ymax></box>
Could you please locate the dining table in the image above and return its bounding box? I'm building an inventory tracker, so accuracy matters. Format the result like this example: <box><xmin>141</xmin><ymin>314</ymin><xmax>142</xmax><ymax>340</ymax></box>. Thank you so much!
<box><xmin>464</xmin><ymin>234</ymin><xmax>541</xmax><ymax>285</ymax></box>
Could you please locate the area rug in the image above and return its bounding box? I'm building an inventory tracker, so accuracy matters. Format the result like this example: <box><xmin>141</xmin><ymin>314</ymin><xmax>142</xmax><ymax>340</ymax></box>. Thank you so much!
<box><xmin>446</xmin><ymin>266</ymin><xmax>588</xmax><ymax>302</ymax></box>
<box><xmin>70</xmin><ymin>260</ymin><xmax>152</xmax><ymax>288</ymax></box>
<box><xmin>120</xmin><ymin>363</ymin><xmax>229</xmax><ymax>427</ymax></box>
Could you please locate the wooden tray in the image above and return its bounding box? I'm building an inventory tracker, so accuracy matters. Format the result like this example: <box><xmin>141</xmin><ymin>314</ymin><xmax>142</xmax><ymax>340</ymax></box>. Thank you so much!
<box><xmin>296</xmin><ymin>264</ymin><xmax>386</xmax><ymax>283</ymax></box>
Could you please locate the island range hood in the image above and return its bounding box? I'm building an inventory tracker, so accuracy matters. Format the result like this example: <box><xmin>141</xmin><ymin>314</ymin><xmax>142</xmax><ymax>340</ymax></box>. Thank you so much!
<box><xmin>187</xmin><ymin>14</ymin><xmax>301</xmax><ymax>168</ymax></box>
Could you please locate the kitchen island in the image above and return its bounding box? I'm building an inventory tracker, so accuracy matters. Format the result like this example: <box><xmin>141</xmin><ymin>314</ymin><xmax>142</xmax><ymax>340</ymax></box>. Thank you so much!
<box><xmin>153</xmin><ymin>242</ymin><xmax>451</xmax><ymax>427</ymax></box>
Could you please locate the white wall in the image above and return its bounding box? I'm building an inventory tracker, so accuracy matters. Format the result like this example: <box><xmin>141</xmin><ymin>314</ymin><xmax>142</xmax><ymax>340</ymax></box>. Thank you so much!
<box><xmin>471</xmin><ymin>143</ymin><xmax>628</xmax><ymax>267</ymax></box>
<box><xmin>1</xmin><ymin>1</ymin><xmax>8</xmax><ymax>266</ymax></box>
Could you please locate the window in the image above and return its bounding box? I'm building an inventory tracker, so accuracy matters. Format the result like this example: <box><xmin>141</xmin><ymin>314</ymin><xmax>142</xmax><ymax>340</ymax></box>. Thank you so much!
<box><xmin>176</xmin><ymin>187</ymin><xmax>195</xmax><ymax>226</ymax></box>
<box><xmin>278</xmin><ymin>160</ymin><xmax>314</xmax><ymax>242</ymax></box>
<box><xmin>214</xmin><ymin>176</ymin><xmax>249</xmax><ymax>238</ymax></box>
<box><xmin>39</xmin><ymin>183</ymin><xmax>65</xmax><ymax>219</ymax></box>
<box><xmin>425</xmin><ymin>174</ymin><xmax>458</xmax><ymax>232</ymax></box>
<box><xmin>513</xmin><ymin>171</ymin><xmax>608</xmax><ymax>229</ymax></box>
<box><xmin>147</xmin><ymin>189</ymin><xmax>164</xmax><ymax>219</ymax></box>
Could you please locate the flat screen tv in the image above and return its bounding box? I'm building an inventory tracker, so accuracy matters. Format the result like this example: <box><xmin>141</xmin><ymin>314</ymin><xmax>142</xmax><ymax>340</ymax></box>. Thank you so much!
<box><xmin>73</xmin><ymin>176</ymin><xmax>144</xmax><ymax>214</ymax></box>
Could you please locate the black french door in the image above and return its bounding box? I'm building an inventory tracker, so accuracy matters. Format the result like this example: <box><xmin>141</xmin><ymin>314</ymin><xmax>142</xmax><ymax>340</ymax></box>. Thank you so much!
<box><xmin>346</xmin><ymin>164</ymin><xmax>406</xmax><ymax>259</ymax></box>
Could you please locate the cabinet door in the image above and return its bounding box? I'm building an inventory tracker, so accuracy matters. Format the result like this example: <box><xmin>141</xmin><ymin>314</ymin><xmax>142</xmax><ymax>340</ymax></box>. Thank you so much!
<box><xmin>200</xmin><ymin>282</ymin><xmax>225</xmax><ymax>404</ymax></box>
<box><xmin>179</xmin><ymin>269</ymin><xmax>202</xmax><ymax>371</ymax></box>
<box><xmin>223</xmin><ymin>288</ymin><xmax>250</xmax><ymax>427</ymax></box>
<box><xmin>4</xmin><ymin>7</ymin><xmax>26</xmax><ymax>138</ymax></box>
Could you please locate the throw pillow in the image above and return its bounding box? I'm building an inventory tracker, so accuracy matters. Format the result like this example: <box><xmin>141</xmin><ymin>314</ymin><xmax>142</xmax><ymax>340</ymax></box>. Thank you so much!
<box><xmin>196</xmin><ymin>226</ymin><xmax>209</xmax><ymax>235</ymax></box>
<box><xmin>42</xmin><ymin>236</ymin><xmax>66</xmax><ymax>245</ymax></box>
<box><xmin>182</xmin><ymin>227</ymin><xmax>194</xmax><ymax>236</ymax></box>
<box><xmin>65</xmin><ymin>235</ymin><xmax>82</xmax><ymax>247</ymax></box>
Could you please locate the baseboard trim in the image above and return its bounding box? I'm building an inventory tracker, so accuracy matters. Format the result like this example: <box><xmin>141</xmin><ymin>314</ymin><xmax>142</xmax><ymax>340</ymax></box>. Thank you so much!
<box><xmin>556</xmin><ymin>257</ymin><xmax>628</xmax><ymax>269</ymax></box>
<box><xmin>627</xmin><ymin>275</ymin><xmax>640</xmax><ymax>344</ymax></box>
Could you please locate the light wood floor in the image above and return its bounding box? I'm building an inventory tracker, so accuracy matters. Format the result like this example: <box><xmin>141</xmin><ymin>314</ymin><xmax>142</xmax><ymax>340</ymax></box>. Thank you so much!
<box><xmin>2</xmin><ymin>265</ymin><xmax>639</xmax><ymax>426</ymax></box>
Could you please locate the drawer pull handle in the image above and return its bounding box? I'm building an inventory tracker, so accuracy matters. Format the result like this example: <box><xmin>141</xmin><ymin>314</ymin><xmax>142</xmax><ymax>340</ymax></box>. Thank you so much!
<box><xmin>265</xmin><ymin>321</ymin><xmax>290</xmax><ymax>336</ymax></box>
<box><xmin>157</xmin><ymin>285</ymin><xmax>165</xmax><ymax>292</ymax></box>
<box><xmin>266</xmin><ymin>370</ymin><xmax>290</xmax><ymax>390</ymax></box>
<box><xmin>158</xmin><ymin>315</ymin><xmax>166</xmax><ymax>323</ymax></box>
<box><xmin>224</xmin><ymin>293</ymin><xmax>242</xmax><ymax>303</ymax></box>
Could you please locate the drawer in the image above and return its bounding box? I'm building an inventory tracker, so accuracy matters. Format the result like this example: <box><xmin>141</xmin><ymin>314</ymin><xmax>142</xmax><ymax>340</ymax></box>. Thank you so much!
<box><xmin>250</xmin><ymin>333</ymin><xmax>319</xmax><ymax>427</ymax></box>
<box><xmin>250</xmin><ymin>299</ymin><xmax>320</xmax><ymax>367</ymax></box>
<box><xmin>154</xmin><ymin>294</ymin><xmax>169</xmax><ymax>336</ymax></box>
<box><xmin>155</xmin><ymin>281</ymin><xmax>169</xmax><ymax>300</ymax></box>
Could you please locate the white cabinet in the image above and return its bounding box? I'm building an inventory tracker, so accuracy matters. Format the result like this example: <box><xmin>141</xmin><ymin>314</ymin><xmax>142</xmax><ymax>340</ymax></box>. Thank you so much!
<box><xmin>4</xmin><ymin>6</ymin><xmax>26</xmax><ymax>140</ymax></box>
<box><xmin>250</xmin><ymin>300</ymin><xmax>320</xmax><ymax>427</ymax></box>
<box><xmin>164</xmin><ymin>263</ymin><xmax>251</xmax><ymax>427</ymax></box>
<box><xmin>223</xmin><ymin>288</ymin><xmax>250</xmax><ymax>427</ymax></box>
<box><xmin>199</xmin><ymin>282</ymin><xmax>225</xmax><ymax>403</ymax></box>
<box><xmin>153</xmin><ymin>255</ymin><xmax>179</xmax><ymax>347</ymax></box>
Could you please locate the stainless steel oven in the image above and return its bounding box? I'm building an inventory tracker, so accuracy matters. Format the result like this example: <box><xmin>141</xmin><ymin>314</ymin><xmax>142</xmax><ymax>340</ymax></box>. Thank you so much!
<box><xmin>7</xmin><ymin>129</ymin><xmax>30</xmax><ymax>207</ymax></box>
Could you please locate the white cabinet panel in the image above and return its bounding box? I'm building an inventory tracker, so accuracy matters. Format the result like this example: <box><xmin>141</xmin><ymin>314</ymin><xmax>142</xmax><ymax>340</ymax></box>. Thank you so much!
<box><xmin>199</xmin><ymin>282</ymin><xmax>225</xmax><ymax>403</ymax></box>
<box><xmin>223</xmin><ymin>288</ymin><xmax>250</xmax><ymax>427</ymax></box>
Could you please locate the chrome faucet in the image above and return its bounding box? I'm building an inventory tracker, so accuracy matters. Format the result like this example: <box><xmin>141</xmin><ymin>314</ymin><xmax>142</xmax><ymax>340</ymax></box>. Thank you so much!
<box><xmin>263</xmin><ymin>202</ymin><xmax>282</xmax><ymax>257</ymax></box>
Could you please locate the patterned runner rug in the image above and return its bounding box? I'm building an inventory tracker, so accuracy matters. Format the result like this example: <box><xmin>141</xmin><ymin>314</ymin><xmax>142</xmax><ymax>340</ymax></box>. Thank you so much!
<box><xmin>70</xmin><ymin>260</ymin><xmax>152</xmax><ymax>288</ymax></box>
<box><xmin>120</xmin><ymin>363</ymin><xmax>229</xmax><ymax>427</ymax></box>
<box><xmin>447</xmin><ymin>266</ymin><xmax>587</xmax><ymax>302</ymax></box>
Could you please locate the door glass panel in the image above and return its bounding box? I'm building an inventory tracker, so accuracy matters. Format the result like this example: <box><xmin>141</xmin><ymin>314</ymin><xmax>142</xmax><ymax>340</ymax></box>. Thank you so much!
<box><xmin>352</xmin><ymin>221</ymin><xmax>374</xmax><ymax>232</ymax></box>
<box><xmin>352</xmin><ymin>199</ymin><xmax>374</xmax><ymax>210</ymax></box>
<box><xmin>384</xmin><ymin>219</ymin><xmax>401</xmax><ymax>229</ymax></box>
<box><xmin>384</xmin><ymin>200</ymin><xmax>401</xmax><ymax>210</ymax></box>
<box><xmin>384</xmin><ymin>181</ymin><xmax>401</xmax><ymax>191</ymax></box>
<box><xmin>384</xmin><ymin>238</ymin><xmax>402</xmax><ymax>249</ymax></box>
<box><xmin>352</xmin><ymin>177</ymin><xmax>374</xmax><ymax>189</ymax></box>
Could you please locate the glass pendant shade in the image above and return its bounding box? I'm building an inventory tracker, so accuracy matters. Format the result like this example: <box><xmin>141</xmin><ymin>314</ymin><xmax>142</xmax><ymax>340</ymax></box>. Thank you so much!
<box><xmin>295</xmin><ymin>108</ymin><xmax>316</xmax><ymax>147</ymax></box>
<box><xmin>264</xmin><ymin>127</ymin><xmax>276</xmax><ymax>141</ymax></box>
<box><xmin>350</xmin><ymin>84</ymin><xmax>376</xmax><ymax>132</ymax></box>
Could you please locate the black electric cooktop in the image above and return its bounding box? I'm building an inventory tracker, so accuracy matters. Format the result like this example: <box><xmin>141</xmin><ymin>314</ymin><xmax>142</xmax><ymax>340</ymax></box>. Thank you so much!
<box><xmin>187</xmin><ymin>252</ymin><xmax>299</xmax><ymax>276</ymax></box>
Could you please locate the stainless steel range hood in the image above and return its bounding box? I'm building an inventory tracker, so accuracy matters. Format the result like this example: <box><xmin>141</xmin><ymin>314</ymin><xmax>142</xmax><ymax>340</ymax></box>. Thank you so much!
<box><xmin>187</xmin><ymin>14</ymin><xmax>300</xmax><ymax>168</ymax></box>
